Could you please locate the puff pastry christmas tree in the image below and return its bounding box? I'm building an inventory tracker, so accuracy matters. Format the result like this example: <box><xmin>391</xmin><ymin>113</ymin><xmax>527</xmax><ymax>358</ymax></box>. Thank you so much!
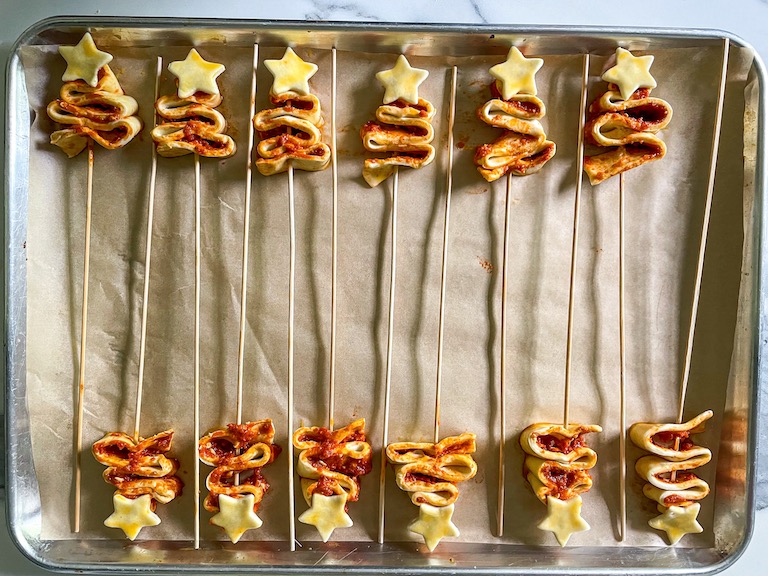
<box><xmin>519</xmin><ymin>423</ymin><xmax>601</xmax><ymax>546</ymax></box>
<box><xmin>583</xmin><ymin>48</ymin><xmax>672</xmax><ymax>184</ymax></box>
<box><xmin>629</xmin><ymin>411</ymin><xmax>712</xmax><ymax>544</ymax></box>
<box><xmin>93</xmin><ymin>431</ymin><xmax>183</xmax><ymax>540</ymax></box>
<box><xmin>151</xmin><ymin>49</ymin><xmax>236</xmax><ymax>158</ymax></box>
<box><xmin>292</xmin><ymin>419</ymin><xmax>373</xmax><ymax>542</ymax></box>
<box><xmin>198</xmin><ymin>421</ymin><xmax>281</xmax><ymax>543</ymax></box>
<box><xmin>252</xmin><ymin>47</ymin><xmax>331</xmax><ymax>175</ymax></box>
<box><xmin>361</xmin><ymin>54</ymin><xmax>435</xmax><ymax>187</ymax></box>
<box><xmin>47</xmin><ymin>32</ymin><xmax>143</xmax><ymax>157</ymax></box>
<box><xmin>474</xmin><ymin>47</ymin><xmax>556</xmax><ymax>181</ymax></box>
<box><xmin>386</xmin><ymin>434</ymin><xmax>477</xmax><ymax>551</ymax></box>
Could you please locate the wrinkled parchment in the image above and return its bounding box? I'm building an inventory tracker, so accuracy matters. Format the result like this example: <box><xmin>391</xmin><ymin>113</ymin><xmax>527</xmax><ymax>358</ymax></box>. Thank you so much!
<box><xmin>20</xmin><ymin>42</ymin><xmax>755</xmax><ymax>549</ymax></box>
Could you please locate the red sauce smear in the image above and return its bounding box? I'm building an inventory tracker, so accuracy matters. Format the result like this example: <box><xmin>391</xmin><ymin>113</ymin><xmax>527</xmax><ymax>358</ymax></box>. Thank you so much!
<box><xmin>537</xmin><ymin>433</ymin><xmax>586</xmax><ymax>455</ymax></box>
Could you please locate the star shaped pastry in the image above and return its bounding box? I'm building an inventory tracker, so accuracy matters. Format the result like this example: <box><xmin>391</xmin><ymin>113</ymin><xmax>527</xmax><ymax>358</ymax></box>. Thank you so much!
<box><xmin>489</xmin><ymin>47</ymin><xmax>543</xmax><ymax>100</ymax></box>
<box><xmin>649</xmin><ymin>503</ymin><xmax>703</xmax><ymax>545</ymax></box>
<box><xmin>375</xmin><ymin>54</ymin><xmax>429</xmax><ymax>105</ymax></box>
<box><xmin>210</xmin><ymin>493</ymin><xmax>263</xmax><ymax>544</ymax></box>
<box><xmin>602</xmin><ymin>47</ymin><xmax>657</xmax><ymax>101</ymax></box>
<box><xmin>298</xmin><ymin>493</ymin><xmax>353</xmax><ymax>542</ymax></box>
<box><xmin>408</xmin><ymin>503</ymin><xmax>460</xmax><ymax>552</ymax></box>
<box><xmin>104</xmin><ymin>493</ymin><xmax>160</xmax><ymax>541</ymax></box>
<box><xmin>59</xmin><ymin>32</ymin><xmax>113</xmax><ymax>88</ymax></box>
<box><xmin>537</xmin><ymin>495</ymin><xmax>590</xmax><ymax>547</ymax></box>
<box><xmin>168</xmin><ymin>49</ymin><xmax>226</xmax><ymax>99</ymax></box>
<box><xmin>264</xmin><ymin>47</ymin><xmax>318</xmax><ymax>96</ymax></box>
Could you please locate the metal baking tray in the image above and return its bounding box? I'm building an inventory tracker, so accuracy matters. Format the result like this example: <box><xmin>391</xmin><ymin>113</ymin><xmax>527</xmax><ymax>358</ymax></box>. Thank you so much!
<box><xmin>4</xmin><ymin>17</ymin><xmax>766</xmax><ymax>574</ymax></box>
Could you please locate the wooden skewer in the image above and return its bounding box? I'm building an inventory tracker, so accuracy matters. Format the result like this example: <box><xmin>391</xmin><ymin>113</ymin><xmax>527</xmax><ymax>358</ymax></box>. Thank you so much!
<box><xmin>377</xmin><ymin>166</ymin><xmax>399</xmax><ymax>544</ymax></box>
<box><xmin>235</xmin><ymin>44</ymin><xmax>259</xmax><ymax>427</ymax></box>
<box><xmin>193</xmin><ymin>153</ymin><xmax>201</xmax><ymax>549</ymax></box>
<box><xmin>433</xmin><ymin>65</ymin><xmax>458</xmax><ymax>445</ymax></box>
<box><xmin>287</xmin><ymin>163</ymin><xmax>297</xmax><ymax>551</ymax></box>
<box><xmin>73</xmin><ymin>139</ymin><xmax>94</xmax><ymax>533</ymax></box>
<box><xmin>133</xmin><ymin>56</ymin><xmax>163</xmax><ymax>442</ymax></box>
<box><xmin>497</xmin><ymin>172</ymin><xmax>512</xmax><ymax>537</ymax></box>
<box><xmin>618</xmin><ymin>172</ymin><xmax>627</xmax><ymax>541</ymax></box>
<box><xmin>563</xmin><ymin>54</ymin><xmax>590</xmax><ymax>429</ymax></box>
<box><xmin>328</xmin><ymin>47</ymin><xmax>338</xmax><ymax>431</ymax></box>
<box><xmin>676</xmin><ymin>38</ymin><xmax>730</xmax><ymax>425</ymax></box>
<box><xmin>671</xmin><ymin>38</ymin><xmax>730</xmax><ymax>479</ymax></box>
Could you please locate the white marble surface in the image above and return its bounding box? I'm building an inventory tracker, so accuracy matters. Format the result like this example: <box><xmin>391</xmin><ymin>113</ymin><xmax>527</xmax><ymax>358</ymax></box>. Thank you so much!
<box><xmin>1</xmin><ymin>0</ymin><xmax>766</xmax><ymax>574</ymax></box>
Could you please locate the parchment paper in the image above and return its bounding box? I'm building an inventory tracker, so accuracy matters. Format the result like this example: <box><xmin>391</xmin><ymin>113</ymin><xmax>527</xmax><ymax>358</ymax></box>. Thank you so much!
<box><xmin>20</xmin><ymin>42</ymin><xmax>755</xmax><ymax>549</ymax></box>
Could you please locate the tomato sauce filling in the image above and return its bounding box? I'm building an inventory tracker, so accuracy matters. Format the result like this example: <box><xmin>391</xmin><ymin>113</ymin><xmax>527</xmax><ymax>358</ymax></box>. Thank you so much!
<box><xmin>651</xmin><ymin>430</ymin><xmax>695</xmax><ymax>451</ymax></box>
<box><xmin>387</xmin><ymin>98</ymin><xmax>430</xmax><ymax>116</ymax></box>
<box><xmin>536</xmin><ymin>433</ymin><xmax>586</xmax><ymax>455</ymax></box>
<box><xmin>298</xmin><ymin>427</ymin><xmax>372</xmax><ymax>500</ymax></box>
<box><xmin>363</xmin><ymin>120</ymin><xmax>428</xmax><ymax>138</ymax></box>
<box><xmin>489</xmin><ymin>82</ymin><xmax>541</xmax><ymax>114</ymax></box>
<box><xmin>542</xmin><ymin>465</ymin><xmax>588</xmax><ymax>500</ymax></box>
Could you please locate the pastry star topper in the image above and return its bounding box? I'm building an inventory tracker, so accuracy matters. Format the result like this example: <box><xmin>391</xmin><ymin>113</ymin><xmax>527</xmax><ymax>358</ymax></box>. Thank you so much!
<box><xmin>602</xmin><ymin>47</ymin><xmax>657</xmax><ymax>101</ymax></box>
<box><xmin>59</xmin><ymin>32</ymin><xmax>113</xmax><ymax>88</ymax></box>
<box><xmin>537</xmin><ymin>495</ymin><xmax>590</xmax><ymax>546</ymax></box>
<box><xmin>649</xmin><ymin>503</ymin><xmax>703</xmax><ymax>545</ymax></box>
<box><xmin>408</xmin><ymin>503</ymin><xmax>460</xmax><ymax>552</ymax></box>
<box><xmin>104</xmin><ymin>494</ymin><xmax>160</xmax><ymax>541</ymax></box>
<box><xmin>264</xmin><ymin>47</ymin><xmax>318</xmax><ymax>96</ymax></box>
<box><xmin>298</xmin><ymin>493</ymin><xmax>353</xmax><ymax>542</ymax></box>
<box><xmin>210</xmin><ymin>494</ymin><xmax>263</xmax><ymax>543</ymax></box>
<box><xmin>168</xmin><ymin>49</ymin><xmax>225</xmax><ymax>99</ymax></box>
<box><xmin>489</xmin><ymin>47</ymin><xmax>543</xmax><ymax>100</ymax></box>
<box><xmin>376</xmin><ymin>54</ymin><xmax>429</xmax><ymax>105</ymax></box>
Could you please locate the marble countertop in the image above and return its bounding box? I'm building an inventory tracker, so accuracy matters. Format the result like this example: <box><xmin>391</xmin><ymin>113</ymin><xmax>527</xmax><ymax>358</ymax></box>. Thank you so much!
<box><xmin>1</xmin><ymin>0</ymin><xmax>766</xmax><ymax>574</ymax></box>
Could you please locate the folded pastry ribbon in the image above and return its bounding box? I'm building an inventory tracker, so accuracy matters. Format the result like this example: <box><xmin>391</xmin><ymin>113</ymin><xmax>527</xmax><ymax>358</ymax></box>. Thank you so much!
<box><xmin>198</xmin><ymin>420</ymin><xmax>280</xmax><ymax>514</ymax></box>
<box><xmin>361</xmin><ymin>98</ymin><xmax>436</xmax><ymax>187</ymax></box>
<box><xmin>252</xmin><ymin>91</ymin><xmax>331</xmax><ymax>175</ymax></box>
<box><xmin>151</xmin><ymin>92</ymin><xmax>236</xmax><ymax>158</ymax></box>
<box><xmin>630</xmin><ymin>410</ymin><xmax>712</xmax><ymax>508</ymax></box>
<box><xmin>583</xmin><ymin>87</ymin><xmax>673</xmax><ymax>185</ymax></box>
<box><xmin>92</xmin><ymin>429</ymin><xmax>183</xmax><ymax>506</ymax></box>
<box><xmin>292</xmin><ymin>418</ymin><xmax>373</xmax><ymax>505</ymax></box>
<box><xmin>519</xmin><ymin>423</ymin><xmax>602</xmax><ymax>502</ymax></box>
<box><xmin>46</xmin><ymin>65</ymin><xmax>143</xmax><ymax>158</ymax></box>
<box><xmin>386</xmin><ymin>433</ymin><xmax>477</xmax><ymax>507</ymax></box>
<box><xmin>475</xmin><ymin>93</ymin><xmax>556</xmax><ymax>182</ymax></box>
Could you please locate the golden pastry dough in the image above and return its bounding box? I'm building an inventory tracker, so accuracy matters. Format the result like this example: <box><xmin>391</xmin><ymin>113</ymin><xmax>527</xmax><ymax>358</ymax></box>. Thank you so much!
<box><xmin>385</xmin><ymin>434</ymin><xmax>476</xmax><ymax>551</ymax></box>
<box><xmin>375</xmin><ymin>54</ymin><xmax>429</xmax><ymax>105</ymax></box>
<box><xmin>104</xmin><ymin>493</ymin><xmax>160</xmax><ymax>541</ymax></box>
<box><xmin>167</xmin><ymin>48</ymin><xmax>225</xmax><ymax>99</ymax></box>
<box><xmin>519</xmin><ymin>422</ymin><xmax>601</xmax><ymax>503</ymax></box>
<box><xmin>630</xmin><ymin>410</ymin><xmax>713</xmax><ymax>544</ymax></box>
<box><xmin>475</xmin><ymin>93</ymin><xmax>556</xmax><ymax>181</ymax></box>
<box><xmin>252</xmin><ymin>91</ymin><xmax>331</xmax><ymax>175</ymax></box>
<box><xmin>361</xmin><ymin>98</ymin><xmax>436</xmax><ymax>187</ymax></box>
<box><xmin>151</xmin><ymin>91</ymin><xmax>236</xmax><ymax>158</ymax></box>
<box><xmin>292</xmin><ymin>418</ymin><xmax>373</xmax><ymax>507</ymax></box>
<box><xmin>386</xmin><ymin>433</ymin><xmax>477</xmax><ymax>507</ymax></box>
<box><xmin>537</xmin><ymin>494</ymin><xmax>590</xmax><ymax>547</ymax></box>
<box><xmin>209</xmin><ymin>494</ymin><xmax>264</xmax><ymax>543</ymax></box>
<box><xmin>408</xmin><ymin>503</ymin><xmax>460</xmax><ymax>552</ymax></box>
<box><xmin>47</xmin><ymin>65</ymin><xmax>143</xmax><ymax>158</ymax></box>
<box><xmin>198</xmin><ymin>419</ymin><xmax>280</xmax><ymax>536</ymax></box>
<box><xmin>297</xmin><ymin>493</ymin><xmax>354</xmax><ymax>542</ymax></box>
<box><xmin>583</xmin><ymin>86</ymin><xmax>672</xmax><ymax>185</ymax></box>
<box><xmin>519</xmin><ymin>422</ymin><xmax>600</xmax><ymax>545</ymax></box>
<box><xmin>601</xmin><ymin>48</ymin><xmax>657</xmax><ymax>102</ymax></box>
<box><xmin>648</xmin><ymin>502</ymin><xmax>704</xmax><ymax>545</ymax></box>
<box><xmin>92</xmin><ymin>430</ymin><xmax>183</xmax><ymax>506</ymax></box>
<box><xmin>489</xmin><ymin>47</ymin><xmax>543</xmax><ymax>99</ymax></box>
<box><xmin>264</xmin><ymin>47</ymin><xmax>319</xmax><ymax>96</ymax></box>
<box><xmin>59</xmin><ymin>33</ymin><xmax>113</xmax><ymax>88</ymax></box>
